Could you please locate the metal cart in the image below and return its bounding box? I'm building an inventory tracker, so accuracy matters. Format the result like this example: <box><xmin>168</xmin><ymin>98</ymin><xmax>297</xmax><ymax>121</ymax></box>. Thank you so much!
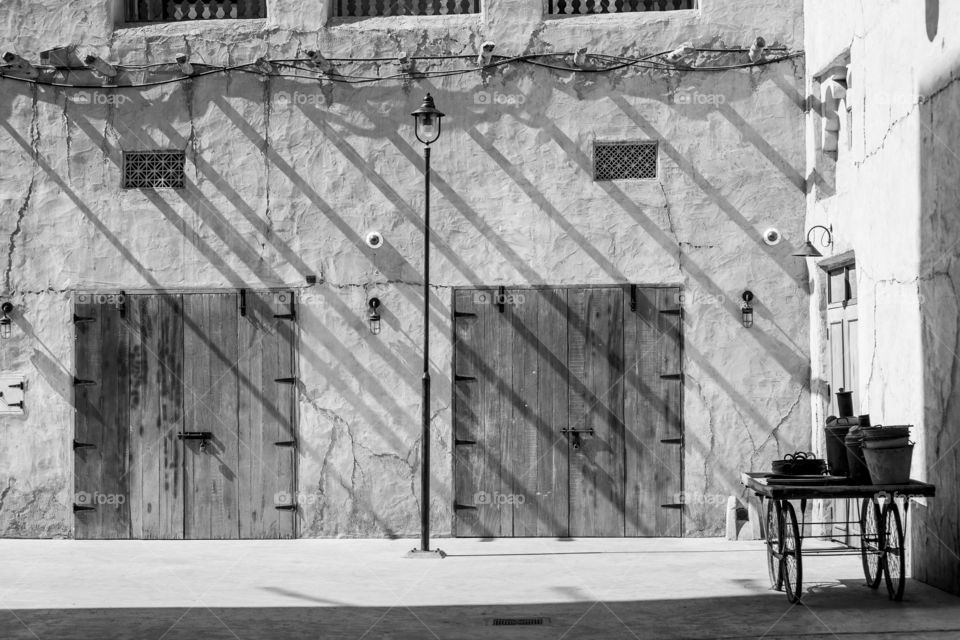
<box><xmin>741</xmin><ymin>472</ymin><xmax>936</xmax><ymax>603</ymax></box>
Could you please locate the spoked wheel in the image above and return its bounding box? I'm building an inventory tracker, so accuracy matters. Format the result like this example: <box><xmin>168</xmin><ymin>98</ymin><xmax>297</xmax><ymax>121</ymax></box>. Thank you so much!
<box><xmin>780</xmin><ymin>501</ymin><xmax>803</xmax><ymax>603</ymax></box>
<box><xmin>765</xmin><ymin>499</ymin><xmax>783</xmax><ymax>590</ymax></box>
<box><xmin>860</xmin><ymin>497</ymin><xmax>883</xmax><ymax>589</ymax></box>
<box><xmin>882</xmin><ymin>501</ymin><xmax>906</xmax><ymax>601</ymax></box>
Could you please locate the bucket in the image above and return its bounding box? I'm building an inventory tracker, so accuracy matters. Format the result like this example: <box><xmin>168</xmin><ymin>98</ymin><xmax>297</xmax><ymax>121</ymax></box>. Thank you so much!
<box><xmin>864</xmin><ymin>444</ymin><xmax>914</xmax><ymax>484</ymax></box>
<box><xmin>825</xmin><ymin>425</ymin><xmax>851</xmax><ymax>475</ymax></box>
<box><xmin>862</xmin><ymin>436</ymin><xmax>910</xmax><ymax>449</ymax></box>
<box><xmin>845</xmin><ymin>428</ymin><xmax>871</xmax><ymax>483</ymax></box>
<box><xmin>836</xmin><ymin>389</ymin><xmax>854</xmax><ymax>418</ymax></box>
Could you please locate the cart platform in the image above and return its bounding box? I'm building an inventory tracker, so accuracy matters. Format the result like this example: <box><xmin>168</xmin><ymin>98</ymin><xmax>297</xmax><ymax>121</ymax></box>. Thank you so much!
<box><xmin>740</xmin><ymin>471</ymin><xmax>935</xmax><ymax>603</ymax></box>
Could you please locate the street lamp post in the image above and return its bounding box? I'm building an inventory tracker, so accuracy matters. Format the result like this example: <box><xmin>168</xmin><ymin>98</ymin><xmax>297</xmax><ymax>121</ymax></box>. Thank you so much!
<box><xmin>408</xmin><ymin>94</ymin><xmax>445</xmax><ymax>558</ymax></box>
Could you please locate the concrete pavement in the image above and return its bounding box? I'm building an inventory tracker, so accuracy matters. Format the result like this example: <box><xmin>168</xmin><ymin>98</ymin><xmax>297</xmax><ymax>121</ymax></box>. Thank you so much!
<box><xmin>1</xmin><ymin>537</ymin><xmax>958</xmax><ymax>639</ymax></box>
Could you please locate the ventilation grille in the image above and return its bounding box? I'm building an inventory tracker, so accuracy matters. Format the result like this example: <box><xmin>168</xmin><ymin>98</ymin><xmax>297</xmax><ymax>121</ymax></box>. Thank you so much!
<box><xmin>594</xmin><ymin>141</ymin><xmax>658</xmax><ymax>180</ymax></box>
<box><xmin>123</xmin><ymin>151</ymin><xmax>186</xmax><ymax>189</ymax></box>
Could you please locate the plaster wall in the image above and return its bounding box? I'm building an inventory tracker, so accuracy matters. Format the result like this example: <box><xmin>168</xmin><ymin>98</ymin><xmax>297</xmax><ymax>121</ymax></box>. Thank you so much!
<box><xmin>804</xmin><ymin>0</ymin><xmax>960</xmax><ymax>594</ymax></box>
<box><xmin>0</xmin><ymin>0</ymin><xmax>808</xmax><ymax>538</ymax></box>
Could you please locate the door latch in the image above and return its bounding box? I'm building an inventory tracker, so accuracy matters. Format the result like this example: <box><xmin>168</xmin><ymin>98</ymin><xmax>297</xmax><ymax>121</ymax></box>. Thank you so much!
<box><xmin>561</xmin><ymin>427</ymin><xmax>595</xmax><ymax>450</ymax></box>
<box><xmin>177</xmin><ymin>431</ymin><xmax>213</xmax><ymax>452</ymax></box>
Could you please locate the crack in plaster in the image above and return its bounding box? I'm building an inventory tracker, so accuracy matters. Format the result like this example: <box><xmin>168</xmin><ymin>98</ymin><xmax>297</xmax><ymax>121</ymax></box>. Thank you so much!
<box><xmin>756</xmin><ymin>387</ymin><xmax>803</xmax><ymax>460</ymax></box>
<box><xmin>263</xmin><ymin>74</ymin><xmax>273</xmax><ymax>236</ymax></box>
<box><xmin>5</xmin><ymin>87</ymin><xmax>39</xmax><ymax>295</ymax></box>
<box><xmin>658</xmin><ymin>183</ymin><xmax>683</xmax><ymax>274</ymax></box>
<box><xmin>857</xmin><ymin>71</ymin><xmax>960</xmax><ymax>169</ymax></box>
<box><xmin>0</xmin><ymin>479</ymin><xmax>14</xmax><ymax>515</ymax></box>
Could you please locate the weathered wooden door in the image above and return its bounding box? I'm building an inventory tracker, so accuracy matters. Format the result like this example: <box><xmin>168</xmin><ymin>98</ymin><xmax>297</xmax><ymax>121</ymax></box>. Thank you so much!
<box><xmin>74</xmin><ymin>291</ymin><xmax>296</xmax><ymax>539</ymax></box>
<box><xmin>452</xmin><ymin>286</ymin><xmax>682</xmax><ymax>537</ymax></box>
<box><xmin>826</xmin><ymin>262</ymin><xmax>858</xmax><ymax>543</ymax></box>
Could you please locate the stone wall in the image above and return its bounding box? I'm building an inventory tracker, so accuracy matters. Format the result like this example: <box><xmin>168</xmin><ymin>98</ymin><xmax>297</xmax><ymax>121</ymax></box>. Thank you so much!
<box><xmin>804</xmin><ymin>0</ymin><xmax>960</xmax><ymax>594</ymax></box>
<box><xmin>0</xmin><ymin>0</ymin><xmax>808</xmax><ymax>538</ymax></box>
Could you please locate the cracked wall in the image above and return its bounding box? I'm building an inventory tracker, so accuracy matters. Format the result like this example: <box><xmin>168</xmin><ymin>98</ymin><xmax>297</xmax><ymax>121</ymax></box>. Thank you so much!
<box><xmin>0</xmin><ymin>0</ymin><xmax>807</xmax><ymax>538</ymax></box>
<box><xmin>805</xmin><ymin>0</ymin><xmax>960</xmax><ymax>594</ymax></box>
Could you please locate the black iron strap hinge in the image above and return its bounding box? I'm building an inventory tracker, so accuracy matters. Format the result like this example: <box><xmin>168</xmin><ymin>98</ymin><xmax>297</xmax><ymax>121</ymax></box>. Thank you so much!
<box><xmin>73</xmin><ymin>440</ymin><xmax>96</xmax><ymax>450</ymax></box>
<box><xmin>73</xmin><ymin>378</ymin><xmax>97</xmax><ymax>386</ymax></box>
<box><xmin>275</xmin><ymin>377</ymin><xmax>297</xmax><ymax>384</ymax></box>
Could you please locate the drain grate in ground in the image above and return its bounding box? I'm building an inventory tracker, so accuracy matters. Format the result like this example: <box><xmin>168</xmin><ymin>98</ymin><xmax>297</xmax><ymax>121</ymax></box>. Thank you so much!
<box><xmin>489</xmin><ymin>617</ymin><xmax>549</xmax><ymax>626</ymax></box>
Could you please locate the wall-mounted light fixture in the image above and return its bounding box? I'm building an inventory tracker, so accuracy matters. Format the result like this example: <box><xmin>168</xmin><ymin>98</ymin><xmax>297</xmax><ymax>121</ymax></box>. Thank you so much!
<box><xmin>2</xmin><ymin>52</ymin><xmax>39</xmax><ymax>79</ymax></box>
<box><xmin>0</xmin><ymin>302</ymin><xmax>13</xmax><ymax>339</ymax></box>
<box><xmin>367</xmin><ymin>298</ymin><xmax>381</xmax><ymax>335</ymax></box>
<box><xmin>740</xmin><ymin>291</ymin><xmax>754</xmax><ymax>328</ymax></box>
<box><xmin>254</xmin><ymin>57</ymin><xmax>274</xmax><ymax>75</ymax></box>
<box><xmin>83</xmin><ymin>54</ymin><xmax>117</xmax><ymax>79</ymax></box>
<box><xmin>748</xmin><ymin>37</ymin><xmax>766</xmax><ymax>62</ymax></box>
<box><xmin>176</xmin><ymin>54</ymin><xmax>195</xmax><ymax>76</ymax></box>
<box><xmin>792</xmin><ymin>224</ymin><xmax>833</xmax><ymax>258</ymax></box>
<box><xmin>477</xmin><ymin>41</ymin><xmax>496</xmax><ymax>67</ymax></box>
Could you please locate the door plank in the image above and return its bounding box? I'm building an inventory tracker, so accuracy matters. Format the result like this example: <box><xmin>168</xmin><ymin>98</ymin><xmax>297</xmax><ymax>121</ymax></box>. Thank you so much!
<box><xmin>74</xmin><ymin>298</ymin><xmax>131</xmax><ymax>539</ymax></box>
<box><xmin>238</xmin><ymin>291</ymin><xmax>296</xmax><ymax>539</ymax></box>
<box><xmin>452</xmin><ymin>289</ymin><xmax>483</xmax><ymax>536</ymax></box>
<box><xmin>476</xmin><ymin>290</ymin><xmax>508</xmax><ymax>536</ymax></box>
<box><xmin>128</xmin><ymin>294</ymin><xmax>184</xmax><ymax>539</ymax></box>
<box><xmin>626</xmin><ymin>287</ymin><xmax>684</xmax><ymax>536</ymax></box>
<box><xmin>74</xmin><ymin>299</ymin><xmax>104</xmax><ymax>539</ymax></box>
<box><xmin>183</xmin><ymin>294</ymin><xmax>240</xmax><ymax>539</ymax></box>
<box><xmin>509</xmin><ymin>289</ymin><xmax>540</xmax><ymax>537</ymax></box>
<box><xmin>569</xmin><ymin>287</ymin><xmax>625</xmax><ymax>537</ymax></box>
<box><xmin>534</xmin><ymin>288</ymin><xmax>569</xmax><ymax>536</ymax></box>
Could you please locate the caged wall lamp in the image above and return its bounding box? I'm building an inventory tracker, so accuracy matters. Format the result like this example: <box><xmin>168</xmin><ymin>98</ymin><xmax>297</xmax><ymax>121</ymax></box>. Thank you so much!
<box><xmin>740</xmin><ymin>291</ymin><xmax>754</xmax><ymax>328</ymax></box>
<box><xmin>793</xmin><ymin>224</ymin><xmax>833</xmax><ymax>258</ymax></box>
<box><xmin>367</xmin><ymin>298</ymin><xmax>381</xmax><ymax>335</ymax></box>
<box><xmin>0</xmin><ymin>302</ymin><xmax>14</xmax><ymax>339</ymax></box>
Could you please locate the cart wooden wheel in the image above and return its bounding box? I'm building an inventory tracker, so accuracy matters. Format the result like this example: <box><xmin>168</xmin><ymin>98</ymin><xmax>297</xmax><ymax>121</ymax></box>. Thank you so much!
<box><xmin>780</xmin><ymin>500</ymin><xmax>803</xmax><ymax>603</ymax></box>
<box><xmin>765</xmin><ymin>498</ymin><xmax>784</xmax><ymax>590</ymax></box>
<box><xmin>882</xmin><ymin>501</ymin><xmax>906</xmax><ymax>601</ymax></box>
<box><xmin>859</xmin><ymin>497</ymin><xmax>883</xmax><ymax>589</ymax></box>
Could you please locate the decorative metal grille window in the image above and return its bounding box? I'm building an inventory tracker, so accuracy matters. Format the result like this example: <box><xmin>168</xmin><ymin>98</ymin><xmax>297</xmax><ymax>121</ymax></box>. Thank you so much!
<box><xmin>123</xmin><ymin>151</ymin><xmax>186</xmax><ymax>189</ymax></box>
<box><xmin>125</xmin><ymin>0</ymin><xmax>266</xmax><ymax>23</ymax></box>
<box><xmin>334</xmin><ymin>0</ymin><xmax>480</xmax><ymax>17</ymax></box>
<box><xmin>547</xmin><ymin>0</ymin><xmax>695</xmax><ymax>15</ymax></box>
<box><xmin>594</xmin><ymin>142</ymin><xmax>658</xmax><ymax>181</ymax></box>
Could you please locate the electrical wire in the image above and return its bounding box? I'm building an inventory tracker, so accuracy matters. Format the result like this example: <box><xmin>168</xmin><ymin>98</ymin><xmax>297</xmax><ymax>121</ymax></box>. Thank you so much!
<box><xmin>0</xmin><ymin>48</ymin><xmax>805</xmax><ymax>89</ymax></box>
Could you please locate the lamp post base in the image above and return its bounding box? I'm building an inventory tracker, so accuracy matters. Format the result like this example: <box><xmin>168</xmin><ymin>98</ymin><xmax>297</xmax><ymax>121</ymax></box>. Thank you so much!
<box><xmin>405</xmin><ymin>548</ymin><xmax>447</xmax><ymax>559</ymax></box>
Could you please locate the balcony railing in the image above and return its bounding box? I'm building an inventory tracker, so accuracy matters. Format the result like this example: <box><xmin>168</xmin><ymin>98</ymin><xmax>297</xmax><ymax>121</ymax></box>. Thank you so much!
<box><xmin>334</xmin><ymin>0</ymin><xmax>480</xmax><ymax>17</ymax></box>
<box><xmin>125</xmin><ymin>0</ymin><xmax>266</xmax><ymax>22</ymax></box>
<box><xmin>547</xmin><ymin>0</ymin><xmax>695</xmax><ymax>14</ymax></box>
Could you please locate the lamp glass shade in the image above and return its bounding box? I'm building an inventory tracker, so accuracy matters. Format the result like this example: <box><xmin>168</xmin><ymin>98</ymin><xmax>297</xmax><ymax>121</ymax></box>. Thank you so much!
<box><xmin>411</xmin><ymin>94</ymin><xmax>445</xmax><ymax>145</ymax></box>
<box><xmin>792</xmin><ymin>241</ymin><xmax>823</xmax><ymax>258</ymax></box>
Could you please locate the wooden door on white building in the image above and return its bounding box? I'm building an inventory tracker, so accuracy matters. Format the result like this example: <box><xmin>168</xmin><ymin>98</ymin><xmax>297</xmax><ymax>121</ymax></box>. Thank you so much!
<box><xmin>452</xmin><ymin>286</ymin><xmax>683</xmax><ymax>537</ymax></box>
<box><xmin>74</xmin><ymin>291</ymin><xmax>297</xmax><ymax>539</ymax></box>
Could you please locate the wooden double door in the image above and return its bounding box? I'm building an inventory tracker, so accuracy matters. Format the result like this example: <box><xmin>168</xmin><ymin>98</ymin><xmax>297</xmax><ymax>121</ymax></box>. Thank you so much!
<box><xmin>74</xmin><ymin>291</ymin><xmax>297</xmax><ymax>539</ymax></box>
<box><xmin>453</xmin><ymin>286</ymin><xmax>683</xmax><ymax>537</ymax></box>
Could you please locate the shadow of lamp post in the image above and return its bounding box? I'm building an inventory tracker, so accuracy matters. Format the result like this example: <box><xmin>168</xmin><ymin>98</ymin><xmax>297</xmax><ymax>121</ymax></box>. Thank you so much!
<box><xmin>408</xmin><ymin>94</ymin><xmax>447</xmax><ymax>559</ymax></box>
